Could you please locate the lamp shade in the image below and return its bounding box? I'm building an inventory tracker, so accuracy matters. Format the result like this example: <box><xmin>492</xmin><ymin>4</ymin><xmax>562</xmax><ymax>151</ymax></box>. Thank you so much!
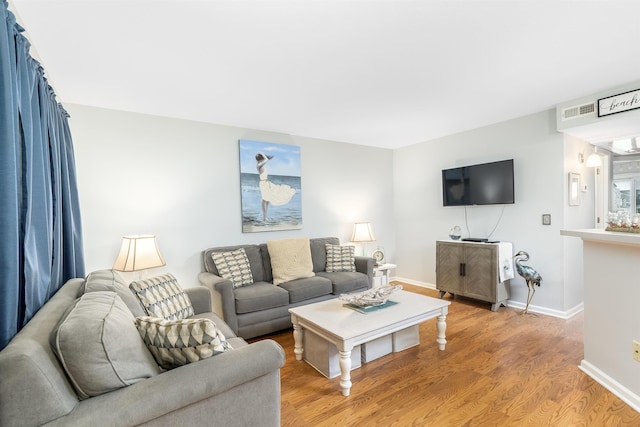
<box><xmin>113</xmin><ymin>235</ymin><xmax>166</xmax><ymax>272</ymax></box>
<box><xmin>586</xmin><ymin>153</ymin><xmax>602</xmax><ymax>167</ymax></box>
<box><xmin>351</xmin><ymin>222</ymin><xmax>376</xmax><ymax>242</ymax></box>
<box><xmin>586</xmin><ymin>146</ymin><xmax>602</xmax><ymax>168</ymax></box>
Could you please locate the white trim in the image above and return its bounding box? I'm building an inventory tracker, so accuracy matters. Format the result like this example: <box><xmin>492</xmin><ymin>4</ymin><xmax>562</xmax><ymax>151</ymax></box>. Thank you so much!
<box><xmin>393</xmin><ymin>277</ymin><xmax>584</xmax><ymax>319</ymax></box>
<box><xmin>393</xmin><ymin>277</ymin><xmax>436</xmax><ymax>290</ymax></box>
<box><xmin>506</xmin><ymin>300</ymin><xmax>584</xmax><ymax>320</ymax></box>
<box><xmin>579</xmin><ymin>360</ymin><xmax>640</xmax><ymax>413</ymax></box>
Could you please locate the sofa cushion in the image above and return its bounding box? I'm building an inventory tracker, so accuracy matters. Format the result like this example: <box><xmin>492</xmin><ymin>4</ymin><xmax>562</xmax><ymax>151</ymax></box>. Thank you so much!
<box><xmin>234</xmin><ymin>283</ymin><xmax>290</xmax><ymax>314</ymax></box>
<box><xmin>50</xmin><ymin>291</ymin><xmax>161</xmax><ymax>400</ymax></box>
<box><xmin>84</xmin><ymin>269</ymin><xmax>146</xmax><ymax>317</ymax></box>
<box><xmin>316</xmin><ymin>271</ymin><xmax>370</xmax><ymax>294</ymax></box>
<box><xmin>136</xmin><ymin>316</ymin><xmax>233</xmax><ymax>370</ymax></box>
<box><xmin>310</xmin><ymin>237</ymin><xmax>340</xmax><ymax>272</ymax></box>
<box><xmin>325</xmin><ymin>244</ymin><xmax>356</xmax><ymax>272</ymax></box>
<box><xmin>130</xmin><ymin>274</ymin><xmax>195</xmax><ymax>320</ymax></box>
<box><xmin>267</xmin><ymin>237</ymin><xmax>315</xmax><ymax>285</ymax></box>
<box><xmin>211</xmin><ymin>248</ymin><xmax>254</xmax><ymax>288</ymax></box>
<box><xmin>278</xmin><ymin>276</ymin><xmax>333</xmax><ymax>303</ymax></box>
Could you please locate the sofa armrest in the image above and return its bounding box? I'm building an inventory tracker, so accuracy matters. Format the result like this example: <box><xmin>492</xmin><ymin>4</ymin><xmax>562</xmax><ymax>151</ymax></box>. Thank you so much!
<box><xmin>183</xmin><ymin>286</ymin><xmax>212</xmax><ymax>314</ymax></box>
<box><xmin>48</xmin><ymin>340</ymin><xmax>285</xmax><ymax>426</ymax></box>
<box><xmin>354</xmin><ymin>256</ymin><xmax>375</xmax><ymax>288</ymax></box>
<box><xmin>198</xmin><ymin>272</ymin><xmax>238</xmax><ymax>334</ymax></box>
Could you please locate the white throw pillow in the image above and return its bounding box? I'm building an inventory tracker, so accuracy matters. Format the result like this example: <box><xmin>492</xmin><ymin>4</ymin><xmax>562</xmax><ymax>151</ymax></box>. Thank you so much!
<box><xmin>267</xmin><ymin>237</ymin><xmax>315</xmax><ymax>285</ymax></box>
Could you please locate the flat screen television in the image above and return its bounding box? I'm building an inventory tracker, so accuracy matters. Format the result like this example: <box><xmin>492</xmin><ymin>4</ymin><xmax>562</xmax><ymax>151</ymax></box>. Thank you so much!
<box><xmin>442</xmin><ymin>159</ymin><xmax>514</xmax><ymax>206</ymax></box>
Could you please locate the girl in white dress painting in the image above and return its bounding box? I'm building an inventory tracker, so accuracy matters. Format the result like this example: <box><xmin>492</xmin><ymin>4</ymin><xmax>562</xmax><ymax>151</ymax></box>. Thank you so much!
<box><xmin>255</xmin><ymin>152</ymin><xmax>296</xmax><ymax>221</ymax></box>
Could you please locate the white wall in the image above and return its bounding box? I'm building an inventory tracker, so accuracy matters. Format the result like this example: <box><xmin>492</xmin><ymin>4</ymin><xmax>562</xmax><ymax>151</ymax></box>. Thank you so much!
<box><xmin>69</xmin><ymin>104</ymin><xmax>592</xmax><ymax>315</ymax></box>
<box><xmin>68</xmin><ymin>104</ymin><xmax>395</xmax><ymax>287</ymax></box>
<box><xmin>393</xmin><ymin>109</ymin><xmax>591</xmax><ymax>314</ymax></box>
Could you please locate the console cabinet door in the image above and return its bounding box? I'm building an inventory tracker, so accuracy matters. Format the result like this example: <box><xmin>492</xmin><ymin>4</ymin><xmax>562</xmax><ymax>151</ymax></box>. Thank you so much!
<box><xmin>463</xmin><ymin>244</ymin><xmax>497</xmax><ymax>301</ymax></box>
<box><xmin>436</xmin><ymin>242</ymin><xmax>464</xmax><ymax>294</ymax></box>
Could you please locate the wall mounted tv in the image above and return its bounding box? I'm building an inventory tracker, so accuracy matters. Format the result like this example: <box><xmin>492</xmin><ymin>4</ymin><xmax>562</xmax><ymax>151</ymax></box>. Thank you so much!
<box><xmin>442</xmin><ymin>159</ymin><xmax>515</xmax><ymax>206</ymax></box>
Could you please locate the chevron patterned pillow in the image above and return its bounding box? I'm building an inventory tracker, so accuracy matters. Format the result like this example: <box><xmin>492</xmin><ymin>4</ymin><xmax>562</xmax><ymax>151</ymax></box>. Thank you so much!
<box><xmin>325</xmin><ymin>244</ymin><xmax>356</xmax><ymax>272</ymax></box>
<box><xmin>129</xmin><ymin>274</ymin><xmax>194</xmax><ymax>320</ymax></box>
<box><xmin>136</xmin><ymin>316</ymin><xmax>232</xmax><ymax>370</ymax></box>
<box><xmin>211</xmin><ymin>248</ymin><xmax>254</xmax><ymax>288</ymax></box>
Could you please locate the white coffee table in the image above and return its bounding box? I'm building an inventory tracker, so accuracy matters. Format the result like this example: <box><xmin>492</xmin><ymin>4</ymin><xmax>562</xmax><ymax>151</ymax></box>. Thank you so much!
<box><xmin>288</xmin><ymin>290</ymin><xmax>450</xmax><ymax>396</ymax></box>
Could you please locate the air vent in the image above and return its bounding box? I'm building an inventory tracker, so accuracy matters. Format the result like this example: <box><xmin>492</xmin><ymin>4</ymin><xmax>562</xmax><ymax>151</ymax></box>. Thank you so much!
<box><xmin>561</xmin><ymin>102</ymin><xmax>596</xmax><ymax>121</ymax></box>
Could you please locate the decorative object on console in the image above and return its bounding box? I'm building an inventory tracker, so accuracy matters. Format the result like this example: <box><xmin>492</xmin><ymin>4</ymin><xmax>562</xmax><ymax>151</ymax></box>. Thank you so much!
<box><xmin>449</xmin><ymin>226</ymin><xmax>461</xmax><ymax>240</ymax></box>
<box><xmin>113</xmin><ymin>235</ymin><xmax>166</xmax><ymax>276</ymax></box>
<box><xmin>339</xmin><ymin>284</ymin><xmax>402</xmax><ymax>309</ymax></box>
<box><xmin>513</xmin><ymin>251</ymin><xmax>543</xmax><ymax>315</ymax></box>
<box><xmin>351</xmin><ymin>222</ymin><xmax>375</xmax><ymax>256</ymax></box>
<box><xmin>239</xmin><ymin>139</ymin><xmax>302</xmax><ymax>233</ymax></box>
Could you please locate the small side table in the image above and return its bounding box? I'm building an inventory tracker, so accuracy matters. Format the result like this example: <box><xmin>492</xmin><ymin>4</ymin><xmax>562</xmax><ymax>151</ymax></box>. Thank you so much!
<box><xmin>373</xmin><ymin>263</ymin><xmax>397</xmax><ymax>288</ymax></box>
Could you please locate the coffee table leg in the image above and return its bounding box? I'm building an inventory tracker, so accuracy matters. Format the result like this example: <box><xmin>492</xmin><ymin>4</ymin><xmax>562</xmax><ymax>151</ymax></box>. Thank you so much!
<box><xmin>338</xmin><ymin>350</ymin><xmax>352</xmax><ymax>396</ymax></box>
<box><xmin>292</xmin><ymin>317</ymin><xmax>304</xmax><ymax>361</ymax></box>
<box><xmin>436</xmin><ymin>314</ymin><xmax>447</xmax><ymax>350</ymax></box>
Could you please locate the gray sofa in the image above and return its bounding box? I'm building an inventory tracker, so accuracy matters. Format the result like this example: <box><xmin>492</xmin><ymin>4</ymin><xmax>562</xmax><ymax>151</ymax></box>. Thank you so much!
<box><xmin>0</xmin><ymin>271</ymin><xmax>285</xmax><ymax>427</ymax></box>
<box><xmin>199</xmin><ymin>236</ymin><xmax>374</xmax><ymax>339</ymax></box>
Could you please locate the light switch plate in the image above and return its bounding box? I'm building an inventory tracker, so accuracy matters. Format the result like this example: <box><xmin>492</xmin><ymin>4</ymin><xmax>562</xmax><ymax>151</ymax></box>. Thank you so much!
<box><xmin>542</xmin><ymin>214</ymin><xmax>551</xmax><ymax>225</ymax></box>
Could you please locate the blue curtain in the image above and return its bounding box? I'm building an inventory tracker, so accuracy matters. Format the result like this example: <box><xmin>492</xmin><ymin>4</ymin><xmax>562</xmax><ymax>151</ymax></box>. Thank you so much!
<box><xmin>1</xmin><ymin>1</ymin><xmax>85</xmax><ymax>350</ymax></box>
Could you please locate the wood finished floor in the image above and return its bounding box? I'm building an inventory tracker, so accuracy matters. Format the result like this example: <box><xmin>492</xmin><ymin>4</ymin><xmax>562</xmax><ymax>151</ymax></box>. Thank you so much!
<box><xmin>252</xmin><ymin>283</ymin><xmax>640</xmax><ymax>426</ymax></box>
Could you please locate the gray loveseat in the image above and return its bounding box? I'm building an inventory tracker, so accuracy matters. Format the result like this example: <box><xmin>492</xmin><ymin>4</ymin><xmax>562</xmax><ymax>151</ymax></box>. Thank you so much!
<box><xmin>199</xmin><ymin>236</ymin><xmax>374</xmax><ymax>339</ymax></box>
<box><xmin>0</xmin><ymin>270</ymin><xmax>285</xmax><ymax>427</ymax></box>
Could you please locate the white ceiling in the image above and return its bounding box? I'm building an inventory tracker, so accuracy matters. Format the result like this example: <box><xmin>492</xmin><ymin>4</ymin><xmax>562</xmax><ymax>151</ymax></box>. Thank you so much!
<box><xmin>8</xmin><ymin>0</ymin><xmax>640</xmax><ymax>149</ymax></box>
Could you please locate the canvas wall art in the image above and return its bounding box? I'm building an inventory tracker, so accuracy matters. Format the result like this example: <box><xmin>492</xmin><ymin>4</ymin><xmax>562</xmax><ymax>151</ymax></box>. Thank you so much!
<box><xmin>239</xmin><ymin>140</ymin><xmax>302</xmax><ymax>232</ymax></box>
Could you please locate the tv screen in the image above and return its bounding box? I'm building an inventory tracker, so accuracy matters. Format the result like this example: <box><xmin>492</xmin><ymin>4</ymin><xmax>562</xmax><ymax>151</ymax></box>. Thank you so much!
<box><xmin>442</xmin><ymin>159</ymin><xmax>514</xmax><ymax>206</ymax></box>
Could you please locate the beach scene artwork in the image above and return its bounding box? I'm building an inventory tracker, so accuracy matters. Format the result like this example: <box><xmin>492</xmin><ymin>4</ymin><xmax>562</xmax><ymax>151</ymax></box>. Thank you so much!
<box><xmin>239</xmin><ymin>140</ymin><xmax>302</xmax><ymax>233</ymax></box>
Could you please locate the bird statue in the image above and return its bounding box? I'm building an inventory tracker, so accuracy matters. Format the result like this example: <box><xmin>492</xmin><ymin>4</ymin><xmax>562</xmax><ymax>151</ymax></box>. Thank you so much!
<box><xmin>512</xmin><ymin>250</ymin><xmax>543</xmax><ymax>315</ymax></box>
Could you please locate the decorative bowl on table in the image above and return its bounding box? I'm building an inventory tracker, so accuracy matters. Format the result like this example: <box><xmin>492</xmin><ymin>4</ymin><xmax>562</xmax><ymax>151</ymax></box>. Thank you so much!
<box><xmin>339</xmin><ymin>284</ymin><xmax>402</xmax><ymax>308</ymax></box>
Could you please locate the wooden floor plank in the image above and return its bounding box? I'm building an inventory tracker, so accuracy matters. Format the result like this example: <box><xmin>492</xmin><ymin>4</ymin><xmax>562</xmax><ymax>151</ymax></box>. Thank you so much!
<box><xmin>251</xmin><ymin>283</ymin><xmax>640</xmax><ymax>426</ymax></box>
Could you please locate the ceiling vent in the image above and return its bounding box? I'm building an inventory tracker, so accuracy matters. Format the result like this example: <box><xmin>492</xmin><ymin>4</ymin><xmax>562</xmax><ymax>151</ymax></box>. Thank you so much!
<box><xmin>561</xmin><ymin>102</ymin><xmax>596</xmax><ymax>121</ymax></box>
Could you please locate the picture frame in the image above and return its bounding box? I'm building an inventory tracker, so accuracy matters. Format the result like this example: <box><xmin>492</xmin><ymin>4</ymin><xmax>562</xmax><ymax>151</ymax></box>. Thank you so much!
<box><xmin>239</xmin><ymin>140</ymin><xmax>303</xmax><ymax>233</ymax></box>
<box><xmin>598</xmin><ymin>89</ymin><xmax>640</xmax><ymax>117</ymax></box>
<box><xmin>569</xmin><ymin>172</ymin><xmax>581</xmax><ymax>206</ymax></box>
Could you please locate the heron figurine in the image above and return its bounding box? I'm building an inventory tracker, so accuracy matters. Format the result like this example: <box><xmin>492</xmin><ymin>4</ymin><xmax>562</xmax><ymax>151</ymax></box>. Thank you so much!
<box><xmin>513</xmin><ymin>250</ymin><xmax>542</xmax><ymax>314</ymax></box>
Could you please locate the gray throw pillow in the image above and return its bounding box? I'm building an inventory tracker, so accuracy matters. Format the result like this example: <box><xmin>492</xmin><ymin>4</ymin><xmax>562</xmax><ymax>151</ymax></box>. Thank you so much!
<box><xmin>211</xmin><ymin>248</ymin><xmax>254</xmax><ymax>288</ymax></box>
<box><xmin>325</xmin><ymin>243</ymin><xmax>356</xmax><ymax>272</ymax></box>
<box><xmin>50</xmin><ymin>291</ymin><xmax>160</xmax><ymax>400</ymax></box>
<box><xmin>129</xmin><ymin>273</ymin><xmax>195</xmax><ymax>320</ymax></box>
<box><xmin>84</xmin><ymin>269</ymin><xmax>146</xmax><ymax>317</ymax></box>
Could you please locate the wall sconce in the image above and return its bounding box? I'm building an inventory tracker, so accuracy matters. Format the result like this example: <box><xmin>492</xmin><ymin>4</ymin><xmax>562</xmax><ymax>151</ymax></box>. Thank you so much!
<box><xmin>351</xmin><ymin>222</ymin><xmax>375</xmax><ymax>256</ymax></box>
<box><xmin>113</xmin><ymin>235</ymin><xmax>166</xmax><ymax>273</ymax></box>
<box><xmin>586</xmin><ymin>147</ymin><xmax>602</xmax><ymax>168</ymax></box>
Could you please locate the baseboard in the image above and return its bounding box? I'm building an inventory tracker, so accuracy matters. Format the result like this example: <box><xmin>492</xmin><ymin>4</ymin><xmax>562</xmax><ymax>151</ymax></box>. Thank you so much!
<box><xmin>506</xmin><ymin>300</ymin><xmax>584</xmax><ymax>320</ymax></box>
<box><xmin>392</xmin><ymin>277</ymin><xmax>436</xmax><ymax>290</ymax></box>
<box><xmin>393</xmin><ymin>277</ymin><xmax>584</xmax><ymax>319</ymax></box>
<box><xmin>579</xmin><ymin>360</ymin><xmax>640</xmax><ymax>413</ymax></box>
